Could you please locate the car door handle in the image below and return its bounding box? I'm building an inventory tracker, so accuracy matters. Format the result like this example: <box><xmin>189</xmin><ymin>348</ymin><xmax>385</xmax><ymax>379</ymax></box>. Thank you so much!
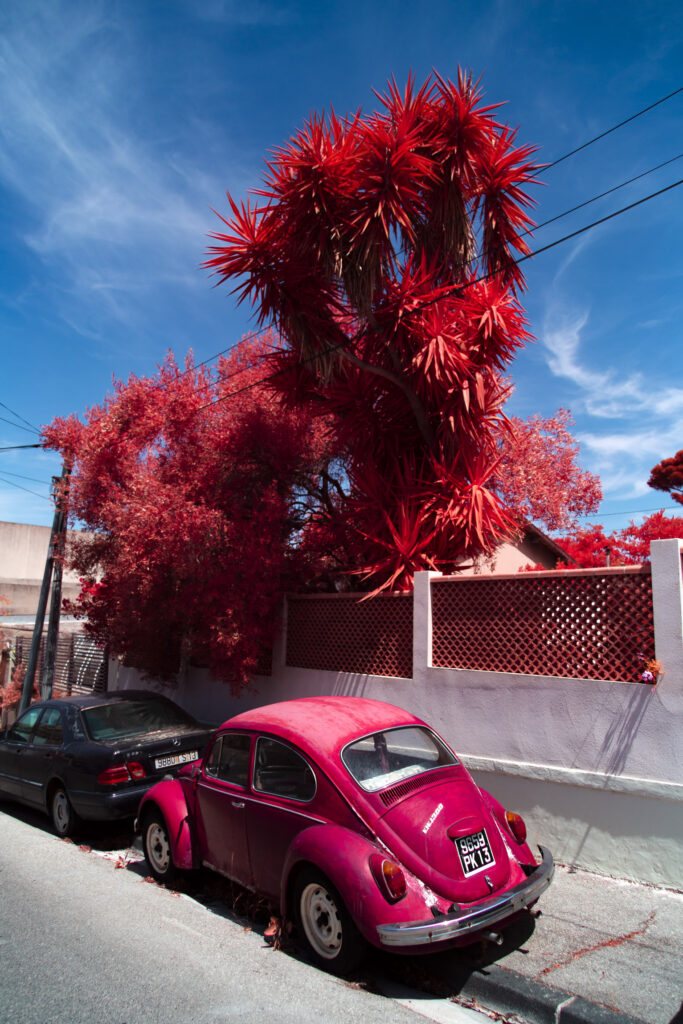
<box><xmin>231</xmin><ymin>801</ymin><xmax>245</xmax><ymax>809</ymax></box>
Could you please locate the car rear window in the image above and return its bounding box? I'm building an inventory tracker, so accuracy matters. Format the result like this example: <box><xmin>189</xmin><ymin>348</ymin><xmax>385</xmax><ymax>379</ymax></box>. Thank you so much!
<box><xmin>81</xmin><ymin>698</ymin><xmax>195</xmax><ymax>741</ymax></box>
<box><xmin>342</xmin><ymin>726</ymin><xmax>458</xmax><ymax>793</ymax></box>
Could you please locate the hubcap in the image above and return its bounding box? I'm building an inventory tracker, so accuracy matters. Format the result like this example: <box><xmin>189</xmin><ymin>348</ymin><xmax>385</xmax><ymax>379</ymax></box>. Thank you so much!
<box><xmin>53</xmin><ymin>791</ymin><xmax>69</xmax><ymax>834</ymax></box>
<box><xmin>146</xmin><ymin>822</ymin><xmax>170</xmax><ymax>874</ymax></box>
<box><xmin>300</xmin><ymin>882</ymin><xmax>343</xmax><ymax>960</ymax></box>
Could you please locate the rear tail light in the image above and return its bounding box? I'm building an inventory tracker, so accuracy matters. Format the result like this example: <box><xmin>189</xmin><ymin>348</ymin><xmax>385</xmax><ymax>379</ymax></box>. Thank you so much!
<box><xmin>505</xmin><ymin>810</ymin><xmax>527</xmax><ymax>844</ymax></box>
<box><xmin>370</xmin><ymin>854</ymin><xmax>407</xmax><ymax>902</ymax></box>
<box><xmin>98</xmin><ymin>762</ymin><xmax>147</xmax><ymax>785</ymax></box>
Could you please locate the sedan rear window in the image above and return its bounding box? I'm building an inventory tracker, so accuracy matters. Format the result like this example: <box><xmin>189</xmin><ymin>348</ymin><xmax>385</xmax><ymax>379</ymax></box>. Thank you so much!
<box><xmin>81</xmin><ymin>698</ymin><xmax>195</xmax><ymax>741</ymax></box>
<box><xmin>342</xmin><ymin>726</ymin><xmax>458</xmax><ymax>793</ymax></box>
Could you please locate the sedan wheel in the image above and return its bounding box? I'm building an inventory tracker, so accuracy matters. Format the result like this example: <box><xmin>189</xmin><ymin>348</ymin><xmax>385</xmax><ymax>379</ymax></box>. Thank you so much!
<box><xmin>293</xmin><ymin>868</ymin><xmax>364</xmax><ymax>975</ymax></box>
<box><xmin>50</xmin><ymin>786</ymin><xmax>77</xmax><ymax>838</ymax></box>
<box><xmin>142</xmin><ymin>809</ymin><xmax>177</xmax><ymax>883</ymax></box>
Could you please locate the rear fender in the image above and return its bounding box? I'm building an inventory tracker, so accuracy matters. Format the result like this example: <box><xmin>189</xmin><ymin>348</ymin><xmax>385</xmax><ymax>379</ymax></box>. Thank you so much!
<box><xmin>138</xmin><ymin>780</ymin><xmax>196</xmax><ymax>871</ymax></box>
<box><xmin>479</xmin><ymin>789</ymin><xmax>535</xmax><ymax>865</ymax></box>
<box><xmin>281</xmin><ymin>824</ymin><xmax>439</xmax><ymax>949</ymax></box>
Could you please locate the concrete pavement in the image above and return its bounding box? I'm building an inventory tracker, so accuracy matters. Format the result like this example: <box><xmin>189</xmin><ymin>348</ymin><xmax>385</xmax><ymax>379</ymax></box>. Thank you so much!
<box><xmin>7</xmin><ymin>803</ymin><xmax>680</xmax><ymax>1024</ymax></box>
<box><xmin>378</xmin><ymin>862</ymin><xmax>682</xmax><ymax>1024</ymax></box>
<box><xmin>96</xmin><ymin>829</ymin><xmax>681</xmax><ymax>1024</ymax></box>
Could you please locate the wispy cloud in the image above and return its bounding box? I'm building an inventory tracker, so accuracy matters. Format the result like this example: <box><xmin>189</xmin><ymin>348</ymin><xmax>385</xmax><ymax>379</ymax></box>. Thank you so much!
<box><xmin>0</xmin><ymin>2</ymin><xmax>232</xmax><ymax>342</ymax></box>
<box><xmin>539</xmin><ymin>302</ymin><xmax>683</xmax><ymax>503</ymax></box>
<box><xmin>542</xmin><ymin>313</ymin><xmax>653</xmax><ymax>418</ymax></box>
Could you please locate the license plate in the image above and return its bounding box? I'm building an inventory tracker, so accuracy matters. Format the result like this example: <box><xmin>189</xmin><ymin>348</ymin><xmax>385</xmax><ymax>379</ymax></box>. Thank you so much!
<box><xmin>455</xmin><ymin>829</ymin><xmax>495</xmax><ymax>876</ymax></box>
<box><xmin>154</xmin><ymin>750</ymin><xmax>198</xmax><ymax>770</ymax></box>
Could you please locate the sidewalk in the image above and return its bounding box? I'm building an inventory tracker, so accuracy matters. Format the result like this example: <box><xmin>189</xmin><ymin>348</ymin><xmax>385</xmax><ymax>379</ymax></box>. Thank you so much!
<box><xmin>406</xmin><ymin>863</ymin><xmax>682</xmax><ymax>1024</ymax></box>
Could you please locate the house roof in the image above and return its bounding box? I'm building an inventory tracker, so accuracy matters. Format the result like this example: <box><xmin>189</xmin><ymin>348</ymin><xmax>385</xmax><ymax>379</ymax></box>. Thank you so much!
<box><xmin>523</xmin><ymin>522</ymin><xmax>576</xmax><ymax>565</ymax></box>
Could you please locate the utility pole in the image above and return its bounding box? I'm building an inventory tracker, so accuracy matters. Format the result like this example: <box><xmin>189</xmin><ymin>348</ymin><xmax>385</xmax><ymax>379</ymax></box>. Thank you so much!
<box><xmin>19</xmin><ymin>462</ymin><xmax>71</xmax><ymax>714</ymax></box>
<box><xmin>40</xmin><ymin>464</ymin><xmax>71</xmax><ymax>700</ymax></box>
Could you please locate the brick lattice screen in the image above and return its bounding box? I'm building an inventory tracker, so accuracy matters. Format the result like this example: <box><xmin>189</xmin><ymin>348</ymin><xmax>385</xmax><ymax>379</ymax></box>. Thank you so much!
<box><xmin>431</xmin><ymin>567</ymin><xmax>655</xmax><ymax>682</ymax></box>
<box><xmin>286</xmin><ymin>593</ymin><xmax>413</xmax><ymax>678</ymax></box>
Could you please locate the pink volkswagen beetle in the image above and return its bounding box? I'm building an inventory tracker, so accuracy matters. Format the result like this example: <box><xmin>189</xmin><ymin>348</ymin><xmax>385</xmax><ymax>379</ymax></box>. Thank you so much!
<box><xmin>137</xmin><ymin>696</ymin><xmax>553</xmax><ymax>974</ymax></box>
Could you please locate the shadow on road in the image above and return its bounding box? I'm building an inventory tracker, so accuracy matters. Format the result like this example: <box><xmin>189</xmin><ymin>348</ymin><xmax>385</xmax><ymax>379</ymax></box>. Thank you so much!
<box><xmin>1</xmin><ymin>797</ymin><xmax>539</xmax><ymax>1002</ymax></box>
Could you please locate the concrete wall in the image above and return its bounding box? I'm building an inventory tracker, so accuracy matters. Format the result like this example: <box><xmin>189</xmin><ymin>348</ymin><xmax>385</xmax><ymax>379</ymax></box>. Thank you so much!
<box><xmin>0</xmin><ymin>521</ymin><xmax>84</xmax><ymax>614</ymax></box>
<box><xmin>110</xmin><ymin>539</ymin><xmax>683</xmax><ymax>888</ymax></box>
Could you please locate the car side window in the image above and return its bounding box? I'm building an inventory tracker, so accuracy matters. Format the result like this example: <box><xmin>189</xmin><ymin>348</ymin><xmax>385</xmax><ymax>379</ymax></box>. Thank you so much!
<box><xmin>253</xmin><ymin>737</ymin><xmax>316</xmax><ymax>802</ymax></box>
<box><xmin>204</xmin><ymin>733</ymin><xmax>250</xmax><ymax>787</ymax></box>
<box><xmin>7</xmin><ymin>706</ymin><xmax>43</xmax><ymax>744</ymax></box>
<box><xmin>32</xmin><ymin>708</ymin><xmax>63</xmax><ymax>747</ymax></box>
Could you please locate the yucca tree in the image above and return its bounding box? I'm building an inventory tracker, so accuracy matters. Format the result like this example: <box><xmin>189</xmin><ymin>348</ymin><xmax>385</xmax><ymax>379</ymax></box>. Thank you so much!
<box><xmin>206</xmin><ymin>71</ymin><xmax>539</xmax><ymax>590</ymax></box>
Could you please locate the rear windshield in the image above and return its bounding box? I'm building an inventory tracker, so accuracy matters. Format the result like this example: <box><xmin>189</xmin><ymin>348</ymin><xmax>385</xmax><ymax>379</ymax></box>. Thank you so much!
<box><xmin>342</xmin><ymin>726</ymin><xmax>458</xmax><ymax>793</ymax></box>
<box><xmin>81</xmin><ymin>698</ymin><xmax>195</xmax><ymax>741</ymax></box>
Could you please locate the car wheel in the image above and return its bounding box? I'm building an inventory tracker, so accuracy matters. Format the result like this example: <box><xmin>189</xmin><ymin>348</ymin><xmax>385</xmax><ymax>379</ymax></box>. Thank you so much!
<box><xmin>293</xmin><ymin>868</ymin><xmax>365</xmax><ymax>975</ymax></box>
<box><xmin>142</xmin><ymin>808</ymin><xmax>177</xmax><ymax>884</ymax></box>
<box><xmin>50</xmin><ymin>785</ymin><xmax>78</xmax><ymax>838</ymax></box>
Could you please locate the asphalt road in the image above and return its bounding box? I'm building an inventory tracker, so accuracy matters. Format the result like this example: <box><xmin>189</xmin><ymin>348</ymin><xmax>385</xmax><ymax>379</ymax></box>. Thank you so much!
<box><xmin>0</xmin><ymin>804</ymin><xmax>488</xmax><ymax>1024</ymax></box>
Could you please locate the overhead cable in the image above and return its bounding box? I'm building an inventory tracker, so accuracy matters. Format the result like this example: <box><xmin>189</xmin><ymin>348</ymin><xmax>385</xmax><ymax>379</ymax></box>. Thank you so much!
<box><xmin>543</xmin><ymin>85</ymin><xmax>683</xmax><ymax>170</ymax></box>
<box><xmin>0</xmin><ymin>475</ymin><xmax>51</xmax><ymax>501</ymax></box>
<box><xmin>200</xmin><ymin>175</ymin><xmax>683</xmax><ymax>411</ymax></box>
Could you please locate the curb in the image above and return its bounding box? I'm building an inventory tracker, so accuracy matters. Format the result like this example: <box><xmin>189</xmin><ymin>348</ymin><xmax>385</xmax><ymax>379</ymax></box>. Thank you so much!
<box><xmin>454</xmin><ymin>964</ymin><xmax>647</xmax><ymax>1024</ymax></box>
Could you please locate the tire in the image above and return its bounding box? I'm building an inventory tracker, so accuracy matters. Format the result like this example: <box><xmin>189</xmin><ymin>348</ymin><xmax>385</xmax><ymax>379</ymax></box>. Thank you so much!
<box><xmin>142</xmin><ymin>808</ymin><xmax>177</xmax><ymax>884</ymax></box>
<box><xmin>293</xmin><ymin>867</ymin><xmax>365</xmax><ymax>975</ymax></box>
<box><xmin>50</xmin><ymin>785</ymin><xmax>78</xmax><ymax>838</ymax></box>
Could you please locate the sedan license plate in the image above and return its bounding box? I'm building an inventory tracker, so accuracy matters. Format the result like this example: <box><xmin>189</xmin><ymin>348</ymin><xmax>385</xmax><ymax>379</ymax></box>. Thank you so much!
<box><xmin>455</xmin><ymin>829</ymin><xmax>494</xmax><ymax>876</ymax></box>
<box><xmin>154</xmin><ymin>750</ymin><xmax>198</xmax><ymax>770</ymax></box>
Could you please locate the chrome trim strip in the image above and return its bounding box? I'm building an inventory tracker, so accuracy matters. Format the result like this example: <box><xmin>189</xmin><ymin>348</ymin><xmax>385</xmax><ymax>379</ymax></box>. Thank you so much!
<box><xmin>376</xmin><ymin>846</ymin><xmax>554</xmax><ymax>947</ymax></box>
<box><xmin>196</xmin><ymin>780</ymin><xmax>327</xmax><ymax>826</ymax></box>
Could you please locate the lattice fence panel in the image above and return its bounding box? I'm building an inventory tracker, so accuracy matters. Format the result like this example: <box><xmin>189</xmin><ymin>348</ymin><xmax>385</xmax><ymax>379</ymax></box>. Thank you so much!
<box><xmin>286</xmin><ymin>594</ymin><xmax>413</xmax><ymax>678</ymax></box>
<box><xmin>432</xmin><ymin>569</ymin><xmax>654</xmax><ymax>682</ymax></box>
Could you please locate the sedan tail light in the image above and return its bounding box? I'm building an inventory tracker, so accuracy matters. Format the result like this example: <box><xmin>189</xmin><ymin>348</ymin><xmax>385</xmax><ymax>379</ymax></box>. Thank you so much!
<box><xmin>505</xmin><ymin>810</ymin><xmax>527</xmax><ymax>844</ymax></box>
<box><xmin>98</xmin><ymin>762</ymin><xmax>147</xmax><ymax>786</ymax></box>
<box><xmin>370</xmin><ymin>854</ymin><xmax>407</xmax><ymax>902</ymax></box>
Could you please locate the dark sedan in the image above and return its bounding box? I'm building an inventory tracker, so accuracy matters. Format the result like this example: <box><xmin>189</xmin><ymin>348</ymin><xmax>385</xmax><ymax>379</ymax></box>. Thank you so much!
<box><xmin>0</xmin><ymin>690</ymin><xmax>212</xmax><ymax>836</ymax></box>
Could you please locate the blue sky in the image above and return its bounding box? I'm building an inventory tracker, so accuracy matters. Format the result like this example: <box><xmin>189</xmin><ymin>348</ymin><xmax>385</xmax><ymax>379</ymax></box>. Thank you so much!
<box><xmin>1</xmin><ymin>0</ymin><xmax>682</xmax><ymax>531</ymax></box>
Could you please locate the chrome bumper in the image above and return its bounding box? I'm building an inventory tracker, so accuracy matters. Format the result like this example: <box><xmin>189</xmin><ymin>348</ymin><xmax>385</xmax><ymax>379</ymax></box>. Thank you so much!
<box><xmin>376</xmin><ymin>846</ymin><xmax>554</xmax><ymax>948</ymax></box>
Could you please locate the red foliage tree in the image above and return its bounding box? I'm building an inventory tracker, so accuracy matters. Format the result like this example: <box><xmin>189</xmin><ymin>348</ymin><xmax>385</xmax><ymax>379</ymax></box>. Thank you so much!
<box><xmin>205</xmin><ymin>72</ymin><xmax>539</xmax><ymax>590</ymax></box>
<box><xmin>495</xmin><ymin>409</ymin><xmax>601</xmax><ymax>532</ymax></box>
<box><xmin>555</xmin><ymin>523</ymin><xmax>614</xmax><ymax>568</ymax></box>
<box><xmin>617</xmin><ymin>510</ymin><xmax>683</xmax><ymax>563</ymax></box>
<box><xmin>42</xmin><ymin>335</ymin><xmax>336</xmax><ymax>688</ymax></box>
<box><xmin>558</xmin><ymin>511</ymin><xmax>683</xmax><ymax>567</ymax></box>
<box><xmin>648</xmin><ymin>450</ymin><xmax>683</xmax><ymax>505</ymax></box>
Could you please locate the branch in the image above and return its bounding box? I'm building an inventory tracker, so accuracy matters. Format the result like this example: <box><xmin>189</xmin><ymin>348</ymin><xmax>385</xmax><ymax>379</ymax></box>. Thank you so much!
<box><xmin>337</xmin><ymin>347</ymin><xmax>435</xmax><ymax>448</ymax></box>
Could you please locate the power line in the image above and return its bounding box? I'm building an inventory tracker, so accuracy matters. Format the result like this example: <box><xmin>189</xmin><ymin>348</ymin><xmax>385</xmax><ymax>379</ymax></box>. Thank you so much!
<box><xmin>0</xmin><ymin>474</ymin><xmax>51</xmax><ymax>501</ymax></box>
<box><xmin>578</xmin><ymin>505</ymin><xmax>683</xmax><ymax>519</ymax></box>
<box><xmin>195</xmin><ymin>88</ymin><xmax>683</xmax><ymax>382</ymax></box>
<box><xmin>543</xmin><ymin>85</ymin><xmax>683</xmax><ymax>170</ymax></box>
<box><xmin>429</xmin><ymin>152</ymin><xmax>683</xmax><ymax>288</ymax></box>
<box><xmin>39</xmin><ymin>91</ymin><xmax>683</xmax><ymax>430</ymax></box>
<box><xmin>526</xmin><ymin>151</ymin><xmax>683</xmax><ymax>236</ymax></box>
<box><xmin>30</xmin><ymin>91</ymin><xmax>683</xmax><ymax>449</ymax></box>
<box><xmin>0</xmin><ymin>469</ymin><xmax>52</xmax><ymax>485</ymax></box>
<box><xmin>0</xmin><ymin>401</ymin><xmax>39</xmax><ymax>433</ymax></box>
<box><xmin>0</xmin><ymin>416</ymin><xmax>40</xmax><ymax>435</ymax></box>
<box><xmin>199</xmin><ymin>175</ymin><xmax>683</xmax><ymax>412</ymax></box>
<box><xmin>0</xmin><ymin>444</ymin><xmax>43</xmax><ymax>451</ymax></box>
